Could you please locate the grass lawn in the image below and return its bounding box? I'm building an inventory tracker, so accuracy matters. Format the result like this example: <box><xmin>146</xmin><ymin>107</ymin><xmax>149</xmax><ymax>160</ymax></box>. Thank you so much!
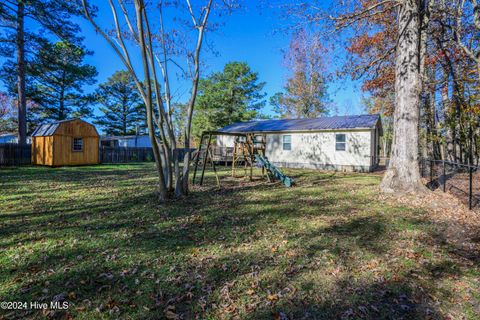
<box><xmin>1</xmin><ymin>163</ymin><xmax>479</xmax><ymax>319</ymax></box>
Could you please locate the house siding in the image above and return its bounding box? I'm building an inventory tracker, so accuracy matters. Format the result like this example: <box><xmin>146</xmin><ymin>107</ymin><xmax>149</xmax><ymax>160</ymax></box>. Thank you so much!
<box><xmin>265</xmin><ymin>131</ymin><xmax>373</xmax><ymax>172</ymax></box>
<box><xmin>217</xmin><ymin>135</ymin><xmax>235</xmax><ymax>148</ymax></box>
<box><xmin>217</xmin><ymin>130</ymin><xmax>374</xmax><ymax>172</ymax></box>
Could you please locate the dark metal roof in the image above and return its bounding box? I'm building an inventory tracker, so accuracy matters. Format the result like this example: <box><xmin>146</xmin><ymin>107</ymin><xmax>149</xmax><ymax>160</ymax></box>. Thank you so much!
<box><xmin>219</xmin><ymin>114</ymin><xmax>381</xmax><ymax>133</ymax></box>
<box><xmin>31</xmin><ymin>118</ymin><xmax>94</xmax><ymax>137</ymax></box>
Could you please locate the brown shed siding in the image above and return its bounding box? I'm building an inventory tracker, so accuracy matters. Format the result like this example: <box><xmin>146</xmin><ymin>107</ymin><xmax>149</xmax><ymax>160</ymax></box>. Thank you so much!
<box><xmin>45</xmin><ymin>136</ymin><xmax>54</xmax><ymax>166</ymax></box>
<box><xmin>53</xmin><ymin>135</ymin><xmax>99</xmax><ymax>166</ymax></box>
<box><xmin>31</xmin><ymin>119</ymin><xmax>99</xmax><ymax>166</ymax></box>
<box><xmin>55</xmin><ymin>120</ymin><xmax>98</xmax><ymax>137</ymax></box>
<box><xmin>32</xmin><ymin>136</ymin><xmax>52</xmax><ymax>166</ymax></box>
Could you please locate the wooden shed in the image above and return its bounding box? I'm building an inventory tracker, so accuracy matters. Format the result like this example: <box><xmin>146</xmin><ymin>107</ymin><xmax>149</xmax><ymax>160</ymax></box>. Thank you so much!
<box><xmin>31</xmin><ymin>118</ymin><xmax>100</xmax><ymax>166</ymax></box>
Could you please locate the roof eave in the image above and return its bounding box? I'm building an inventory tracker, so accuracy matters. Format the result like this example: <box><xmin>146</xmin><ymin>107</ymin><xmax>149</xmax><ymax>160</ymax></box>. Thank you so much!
<box><xmin>220</xmin><ymin>127</ymin><xmax>377</xmax><ymax>135</ymax></box>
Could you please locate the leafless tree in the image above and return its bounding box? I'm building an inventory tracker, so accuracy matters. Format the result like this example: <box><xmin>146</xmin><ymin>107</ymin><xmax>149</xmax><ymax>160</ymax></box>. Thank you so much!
<box><xmin>82</xmin><ymin>0</ymin><xmax>236</xmax><ymax>201</ymax></box>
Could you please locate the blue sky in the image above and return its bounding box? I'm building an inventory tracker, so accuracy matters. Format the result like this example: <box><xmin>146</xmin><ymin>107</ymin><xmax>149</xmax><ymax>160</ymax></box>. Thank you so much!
<box><xmin>3</xmin><ymin>1</ymin><xmax>366</xmax><ymax>120</ymax></box>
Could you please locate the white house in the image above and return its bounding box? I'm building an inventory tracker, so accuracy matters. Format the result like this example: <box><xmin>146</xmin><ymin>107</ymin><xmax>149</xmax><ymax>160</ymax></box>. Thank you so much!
<box><xmin>217</xmin><ymin>114</ymin><xmax>382</xmax><ymax>172</ymax></box>
<box><xmin>100</xmin><ymin>135</ymin><xmax>152</xmax><ymax>148</ymax></box>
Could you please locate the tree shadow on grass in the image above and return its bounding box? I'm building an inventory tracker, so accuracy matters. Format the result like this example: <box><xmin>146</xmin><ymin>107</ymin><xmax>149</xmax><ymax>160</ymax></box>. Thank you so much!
<box><xmin>244</xmin><ymin>278</ymin><xmax>444</xmax><ymax>320</ymax></box>
<box><xmin>1</xmin><ymin>166</ymin><xmax>480</xmax><ymax>319</ymax></box>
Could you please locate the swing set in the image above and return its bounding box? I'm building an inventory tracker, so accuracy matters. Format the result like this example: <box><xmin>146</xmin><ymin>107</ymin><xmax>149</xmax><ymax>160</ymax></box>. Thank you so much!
<box><xmin>192</xmin><ymin>131</ymin><xmax>294</xmax><ymax>187</ymax></box>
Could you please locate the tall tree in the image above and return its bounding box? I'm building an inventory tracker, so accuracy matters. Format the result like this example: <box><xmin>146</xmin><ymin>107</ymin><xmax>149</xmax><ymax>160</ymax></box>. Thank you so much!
<box><xmin>281</xmin><ymin>0</ymin><xmax>430</xmax><ymax>193</ymax></box>
<box><xmin>279</xmin><ymin>0</ymin><xmax>480</xmax><ymax>185</ymax></box>
<box><xmin>271</xmin><ymin>29</ymin><xmax>330</xmax><ymax>118</ymax></box>
<box><xmin>94</xmin><ymin>70</ymin><xmax>145</xmax><ymax>136</ymax></box>
<box><xmin>192</xmin><ymin>61</ymin><xmax>266</xmax><ymax>139</ymax></box>
<box><xmin>82</xmin><ymin>0</ymin><xmax>238</xmax><ymax>201</ymax></box>
<box><xmin>0</xmin><ymin>0</ymin><xmax>85</xmax><ymax>144</ymax></box>
<box><xmin>26</xmin><ymin>41</ymin><xmax>97</xmax><ymax>121</ymax></box>
<box><xmin>335</xmin><ymin>0</ymin><xmax>426</xmax><ymax>193</ymax></box>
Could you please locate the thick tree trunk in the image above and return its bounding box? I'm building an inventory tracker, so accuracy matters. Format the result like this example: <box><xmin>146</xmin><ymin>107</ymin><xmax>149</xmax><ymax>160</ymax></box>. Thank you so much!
<box><xmin>16</xmin><ymin>2</ymin><xmax>27</xmax><ymax>145</ymax></box>
<box><xmin>381</xmin><ymin>0</ymin><xmax>427</xmax><ymax>194</ymax></box>
<box><xmin>178</xmin><ymin>18</ymin><xmax>210</xmax><ymax>197</ymax></box>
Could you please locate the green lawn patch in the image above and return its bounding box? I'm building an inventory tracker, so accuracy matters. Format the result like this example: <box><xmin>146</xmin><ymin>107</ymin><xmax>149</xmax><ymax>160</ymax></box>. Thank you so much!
<box><xmin>0</xmin><ymin>164</ymin><xmax>479</xmax><ymax>319</ymax></box>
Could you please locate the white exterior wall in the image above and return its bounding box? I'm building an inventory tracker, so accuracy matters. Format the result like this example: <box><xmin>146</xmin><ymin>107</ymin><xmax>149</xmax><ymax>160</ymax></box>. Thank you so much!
<box><xmin>216</xmin><ymin>130</ymin><xmax>374</xmax><ymax>171</ymax></box>
<box><xmin>217</xmin><ymin>135</ymin><xmax>235</xmax><ymax>148</ymax></box>
<box><xmin>266</xmin><ymin>130</ymin><xmax>373</xmax><ymax>171</ymax></box>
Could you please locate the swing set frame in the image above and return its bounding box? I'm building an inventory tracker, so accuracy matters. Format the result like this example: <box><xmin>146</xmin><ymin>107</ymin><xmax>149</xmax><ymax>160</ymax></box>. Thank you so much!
<box><xmin>192</xmin><ymin>131</ymin><xmax>268</xmax><ymax>187</ymax></box>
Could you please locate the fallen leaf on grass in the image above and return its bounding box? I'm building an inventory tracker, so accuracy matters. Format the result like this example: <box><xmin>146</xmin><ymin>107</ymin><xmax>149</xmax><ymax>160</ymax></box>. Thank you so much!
<box><xmin>223</xmin><ymin>304</ymin><xmax>237</xmax><ymax>314</ymax></box>
<box><xmin>267</xmin><ymin>293</ymin><xmax>279</xmax><ymax>302</ymax></box>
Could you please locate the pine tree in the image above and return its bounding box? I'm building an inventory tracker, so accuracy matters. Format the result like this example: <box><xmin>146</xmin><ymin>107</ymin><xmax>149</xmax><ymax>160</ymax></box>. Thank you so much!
<box><xmin>94</xmin><ymin>71</ymin><xmax>146</xmax><ymax>136</ymax></box>
<box><xmin>9</xmin><ymin>41</ymin><xmax>96</xmax><ymax>122</ymax></box>
<box><xmin>0</xmin><ymin>0</ymin><xmax>86</xmax><ymax>143</ymax></box>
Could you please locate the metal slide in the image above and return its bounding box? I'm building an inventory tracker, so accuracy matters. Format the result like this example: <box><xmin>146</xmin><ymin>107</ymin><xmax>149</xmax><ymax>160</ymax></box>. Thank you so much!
<box><xmin>255</xmin><ymin>154</ymin><xmax>294</xmax><ymax>187</ymax></box>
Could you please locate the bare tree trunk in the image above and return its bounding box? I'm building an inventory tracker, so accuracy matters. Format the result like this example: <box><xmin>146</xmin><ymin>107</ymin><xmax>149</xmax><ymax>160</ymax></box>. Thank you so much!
<box><xmin>83</xmin><ymin>0</ymin><xmax>215</xmax><ymax>201</ymax></box>
<box><xmin>16</xmin><ymin>1</ymin><xmax>27</xmax><ymax>145</ymax></box>
<box><xmin>179</xmin><ymin>0</ymin><xmax>212</xmax><ymax>197</ymax></box>
<box><xmin>453</xmin><ymin>62</ymin><xmax>463</xmax><ymax>163</ymax></box>
<box><xmin>135</xmin><ymin>0</ymin><xmax>168</xmax><ymax>201</ymax></box>
<box><xmin>425</xmin><ymin>64</ymin><xmax>441</xmax><ymax>160</ymax></box>
<box><xmin>440</xmin><ymin>69</ymin><xmax>454</xmax><ymax>161</ymax></box>
<box><xmin>381</xmin><ymin>0</ymin><xmax>427</xmax><ymax>194</ymax></box>
<box><xmin>429</xmin><ymin>85</ymin><xmax>441</xmax><ymax>159</ymax></box>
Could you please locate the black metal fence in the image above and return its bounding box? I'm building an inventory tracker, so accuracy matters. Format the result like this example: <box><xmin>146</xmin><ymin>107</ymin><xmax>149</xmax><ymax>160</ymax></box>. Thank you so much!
<box><xmin>0</xmin><ymin>143</ymin><xmax>31</xmax><ymax>166</ymax></box>
<box><xmin>420</xmin><ymin>158</ymin><xmax>479</xmax><ymax>210</ymax></box>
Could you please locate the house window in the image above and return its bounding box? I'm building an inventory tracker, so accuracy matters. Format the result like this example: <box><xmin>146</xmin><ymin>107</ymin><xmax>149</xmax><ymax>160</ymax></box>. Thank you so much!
<box><xmin>283</xmin><ymin>135</ymin><xmax>291</xmax><ymax>151</ymax></box>
<box><xmin>335</xmin><ymin>134</ymin><xmax>346</xmax><ymax>151</ymax></box>
<box><xmin>73</xmin><ymin>138</ymin><xmax>83</xmax><ymax>152</ymax></box>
